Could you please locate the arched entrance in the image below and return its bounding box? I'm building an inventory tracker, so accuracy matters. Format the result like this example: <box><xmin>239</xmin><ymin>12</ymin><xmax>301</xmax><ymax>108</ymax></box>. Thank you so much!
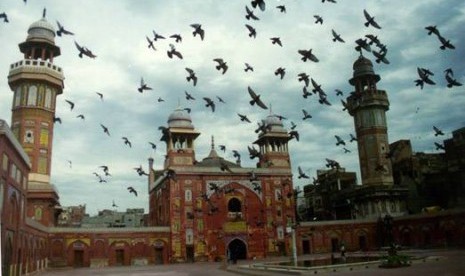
<box><xmin>228</xmin><ymin>239</ymin><xmax>247</xmax><ymax>262</ymax></box>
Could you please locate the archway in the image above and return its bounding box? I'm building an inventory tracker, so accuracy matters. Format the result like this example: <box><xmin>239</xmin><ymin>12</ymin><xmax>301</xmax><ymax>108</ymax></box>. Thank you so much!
<box><xmin>228</xmin><ymin>239</ymin><xmax>247</xmax><ymax>262</ymax></box>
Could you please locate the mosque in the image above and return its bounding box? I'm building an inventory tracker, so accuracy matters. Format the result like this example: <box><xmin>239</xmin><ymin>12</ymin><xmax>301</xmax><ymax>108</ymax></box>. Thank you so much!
<box><xmin>1</xmin><ymin>12</ymin><xmax>464</xmax><ymax>276</ymax></box>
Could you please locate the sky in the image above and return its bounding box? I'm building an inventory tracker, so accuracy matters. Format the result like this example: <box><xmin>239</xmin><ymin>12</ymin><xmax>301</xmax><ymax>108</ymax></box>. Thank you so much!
<box><xmin>1</xmin><ymin>0</ymin><xmax>464</xmax><ymax>216</ymax></box>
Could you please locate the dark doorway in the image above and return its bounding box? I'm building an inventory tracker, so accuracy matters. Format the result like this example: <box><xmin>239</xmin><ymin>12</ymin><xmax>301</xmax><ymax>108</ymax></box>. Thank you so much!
<box><xmin>358</xmin><ymin>236</ymin><xmax>367</xmax><ymax>251</ymax></box>
<box><xmin>228</xmin><ymin>239</ymin><xmax>247</xmax><ymax>262</ymax></box>
<box><xmin>115</xmin><ymin>249</ymin><xmax>125</xmax><ymax>266</ymax></box>
<box><xmin>186</xmin><ymin>246</ymin><xmax>194</xmax><ymax>263</ymax></box>
<box><xmin>73</xmin><ymin>250</ymin><xmax>84</xmax><ymax>267</ymax></box>
<box><xmin>277</xmin><ymin>241</ymin><xmax>286</xmax><ymax>256</ymax></box>
<box><xmin>2</xmin><ymin>238</ymin><xmax>12</xmax><ymax>276</ymax></box>
<box><xmin>302</xmin><ymin>240</ymin><xmax>311</xmax><ymax>254</ymax></box>
<box><xmin>402</xmin><ymin>230</ymin><xmax>412</xmax><ymax>247</ymax></box>
<box><xmin>331</xmin><ymin>238</ymin><xmax>339</xmax><ymax>253</ymax></box>
<box><xmin>154</xmin><ymin>247</ymin><xmax>164</xmax><ymax>264</ymax></box>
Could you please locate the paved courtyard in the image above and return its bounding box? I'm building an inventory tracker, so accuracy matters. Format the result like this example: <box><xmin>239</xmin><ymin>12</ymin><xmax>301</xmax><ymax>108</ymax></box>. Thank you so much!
<box><xmin>39</xmin><ymin>249</ymin><xmax>465</xmax><ymax>276</ymax></box>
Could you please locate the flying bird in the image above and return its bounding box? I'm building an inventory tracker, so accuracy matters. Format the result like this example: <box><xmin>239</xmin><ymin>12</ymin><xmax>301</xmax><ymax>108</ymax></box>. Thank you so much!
<box><xmin>245</xmin><ymin>5</ymin><xmax>260</xmax><ymax>20</ymax></box>
<box><xmin>335</xmin><ymin>135</ymin><xmax>346</xmax><ymax>146</ymax></box>
<box><xmin>112</xmin><ymin>200</ymin><xmax>118</xmax><ymax>208</ymax></box>
<box><xmin>438</xmin><ymin>35</ymin><xmax>455</xmax><ymax>50</ymax></box>
<box><xmin>65</xmin><ymin>99</ymin><xmax>75</xmax><ymax>110</ymax></box>
<box><xmin>373</xmin><ymin>49</ymin><xmax>390</xmax><ymax>64</ymax></box>
<box><xmin>134</xmin><ymin>165</ymin><xmax>148</xmax><ymax>176</ymax></box>
<box><xmin>203</xmin><ymin>97</ymin><xmax>215</xmax><ymax>112</ymax></box>
<box><xmin>248</xmin><ymin>145</ymin><xmax>262</xmax><ymax>159</ymax></box>
<box><xmin>76</xmin><ymin>114</ymin><xmax>85</xmax><ymax>120</ymax></box>
<box><xmin>138</xmin><ymin>77</ymin><xmax>152</xmax><ymax>93</ymax></box>
<box><xmin>445</xmin><ymin>72</ymin><xmax>462</xmax><ymax>88</ymax></box>
<box><xmin>190</xmin><ymin>23</ymin><xmax>205</xmax><ymax>40</ymax></box>
<box><xmin>302</xmin><ymin>109</ymin><xmax>312</xmax><ymax>120</ymax></box>
<box><xmin>415</xmin><ymin>67</ymin><xmax>435</xmax><ymax>89</ymax></box>
<box><xmin>220</xmin><ymin>160</ymin><xmax>234</xmax><ymax>173</ymax></box>
<box><xmin>297</xmin><ymin>166</ymin><xmax>309</xmax><ymax>179</ymax></box>
<box><xmin>355</xmin><ymin>38</ymin><xmax>372</xmax><ymax>53</ymax></box>
<box><xmin>274</xmin><ymin>67</ymin><xmax>285</xmax><ymax>79</ymax></box>
<box><xmin>335</xmin><ymin>89</ymin><xmax>344</xmax><ymax>96</ymax></box>
<box><xmin>343</xmin><ymin>148</ymin><xmax>351</xmax><ymax>153</ymax></box>
<box><xmin>363</xmin><ymin>9</ymin><xmax>382</xmax><ymax>29</ymax></box>
<box><xmin>433</xmin><ymin>126</ymin><xmax>444</xmax><ymax>136</ymax></box>
<box><xmin>245</xmin><ymin>24</ymin><xmax>257</xmax><ymax>38</ymax></box>
<box><xmin>167</xmin><ymin>43</ymin><xmax>183</xmax><ymax>59</ymax></box>
<box><xmin>170</xmin><ymin>34</ymin><xmax>182</xmax><ymax>43</ymax></box>
<box><xmin>149</xmin><ymin>142</ymin><xmax>157</xmax><ymax>150</ymax></box>
<box><xmin>122</xmin><ymin>137</ymin><xmax>132</xmax><ymax>148</ymax></box>
<box><xmin>297</xmin><ymin>73</ymin><xmax>310</xmax><ymax>87</ymax></box>
<box><xmin>276</xmin><ymin>5</ymin><xmax>286</xmax><ymax>13</ymax></box>
<box><xmin>365</xmin><ymin>34</ymin><xmax>381</xmax><ymax>46</ymax></box>
<box><xmin>232</xmin><ymin>150</ymin><xmax>241</xmax><ymax>161</ymax></box>
<box><xmin>425</xmin><ymin>25</ymin><xmax>440</xmax><ymax>36</ymax></box>
<box><xmin>244</xmin><ymin>63</ymin><xmax>254</xmax><ymax>72</ymax></box>
<box><xmin>238</xmin><ymin>113</ymin><xmax>251</xmax><ymax>123</ymax></box>
<box><xmin>314</xmin><ymin>15</ymin><xmax>323</xmax><ymax>24</ymax></box>
<box><xmin>349</xmin><ymin>133</ymin><xmax>357</xmax><ymax>142</ymax></box>
<box><xmin>247</xmin><ymin>86</ymin><xmax>268</xmax><ymax>109</ymax></box>
<box><xmin>216</xmin><ymin>96</ymin><xmax>226</xmax><ymax>104</ymax></box>
<box><xmin>290</xmin><ymin>121</ymin><xmax>297</xmax><ymax>130</ymax></box>
<box><xmin>146</xmin><ymin>36</ymin><xmax>156</xmax><ymax>50</ymax></box>
<box><xmin>185</xmin><ymin>68</ymin><xmax>198</xmax><ymax>86</ymax></box>
<box><xmin>56</xmin><ymin>21</ymin><xmax>74</xmax><ymax>36</ymax></box>
<box><xmin>0</xmin><ymin>12</ymin><xmax>9</xmax><ymax>23</ymax></box>
<box><xmin>185</xmin><ymin>91</ymin><xmax>195</xmax><ymax>101</ymax></box>
<box><xmin>434</xmin><ymin>142</ymin><xmax>445</xmax><ymax>150</ymax></box>
<box><xmin>270</xmin><ymin>37</ymin><xmax>282</xmax><ymax>47</ymax></box>
<box><xmin>311</xmin><ymin>78</ymin><xmax>325</xmax><ymax>95</ymax></box>
<box><xmin>96</xmin><ymin>92</ymin><xmax>104</xmax><ymax>101</ymax></box>
<box><xmin>74</xmin><ymin>41</ymin><xmax>97</xmax><ymax>58</ymax></box>
<box><xmin>100</xmin><ymin>124</ymin><xmax>110</xmax><ymax>136</ymax></box>
<box><xmin>213</xmin><ymin>58</ymin><xmax>228</xmax><ymax>74</ymax></box>
<box><xmin>252</xmin><ymin>182</ymin><xmax>261</xmax><ymax>193</ymax></box>
<box><xmin>331</xmin><ymin>29</ymin><xmax>345</xmax><ymax>43</ymax></box>
<box><xmin>127</xmin><ymin>186</ymin><xmax>138</xmax><ymax>197</ymax></box>
<box><xmin>251</xmin><ymin>0</ymin><xmax>266</xmax><ymax>11</ymax></box>
<box><xmin>219</xmin><ymin>145</ymin><xmax>226</xmax><ymax>152</ymax></box>
<box><xmin>289</xmin><ymin>130</ymin><xmax>299</xmax><ymax>141</ymax></box>
<box><xmin>302</xmin><ymin>87</ymin><xmax>312</xmax><ymax>99</ymax></box>
<box><xmin>298</xmin><ymin>49</ymin><xmax>319</xmax><ymax>62</ymax></box>
<box><xmin>152</xmin><ymin>30</ymin><xmax>165</xmax><ymax>41</ymax></box>
<box><xmin>53</xmin><ymin>117</ymin><xmax>62</xmax><ymax>124</ymax></box>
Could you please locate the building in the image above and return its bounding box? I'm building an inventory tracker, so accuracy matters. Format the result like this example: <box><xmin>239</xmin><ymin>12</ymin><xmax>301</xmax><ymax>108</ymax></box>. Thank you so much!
<box><xmin>148</xmin><ymin>108</ymin><xmax>296</xmax><ymax>262</ymax></box>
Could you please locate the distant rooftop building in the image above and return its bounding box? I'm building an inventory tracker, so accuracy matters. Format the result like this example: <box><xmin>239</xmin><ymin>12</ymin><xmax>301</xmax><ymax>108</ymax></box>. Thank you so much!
<box><xmin>81</xmin><ymin>208</ymin><xmax>146</xmax><ymax>228</ymax></box>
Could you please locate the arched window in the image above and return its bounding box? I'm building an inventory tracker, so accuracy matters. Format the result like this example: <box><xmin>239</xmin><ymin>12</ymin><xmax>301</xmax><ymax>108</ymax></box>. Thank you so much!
<box><xmin>185</xmin><ymin>189</ymin><xmax>192</xmax><ymax>202</ymax></box>
<box><xmin>228</xmin><ymin>198</ymin><xmax>241</xmax><ymax>212</ymax></box>
<box><xmin>27</xmin><ymin>86</ymin><xmax>38</xmax><ymax>106</ymax></box>
<box><xmin>44</xmin><ymin>88</ymin><xmax>52</xmax><ymax>109</ymax></box>
<box><xmin>14</xmin><ymin>87</ymin><xmax>21</xmax><ymax>107</ymax></box>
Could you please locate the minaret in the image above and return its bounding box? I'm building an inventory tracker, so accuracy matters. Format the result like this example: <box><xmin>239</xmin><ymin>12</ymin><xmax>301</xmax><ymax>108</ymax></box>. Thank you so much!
<box><xmin>346</xmin><ymin>55</ymin><xmax>393</xmax><ymax>186</ymax></box>
<box><xmin>7</xmin><ymin>10</ymin><xmax>64</xmax><ymax>225</ymax></box>
<box><xmin>163</xmin><ymin>107</ymin><xmax>200</xmax><ymax>168</ymax></box>
<box><xmin>253</xmin><ymin>113</ymin><xmax>291</xmax><ymax>169</ymax></box>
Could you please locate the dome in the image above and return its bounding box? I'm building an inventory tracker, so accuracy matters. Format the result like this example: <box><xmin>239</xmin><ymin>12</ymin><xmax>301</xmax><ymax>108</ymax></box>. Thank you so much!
<box><xmin>26</xmin><ymin>18</ymin><xmax>56</xmax><ymax>44</ymax></box>
<box><xmin>264</xmin><ymin>114</ymin><xmax>287</xmax><ymax>133</ymax></box>
<box><xmin>167</xmin><ymin>107</ymin><xmax>194</xmax><ymax>129</ymax></box>
<box><xmin>349</xmin><ymin>55</ymin><xmax>380</xmax><ymax>85</ymax></box>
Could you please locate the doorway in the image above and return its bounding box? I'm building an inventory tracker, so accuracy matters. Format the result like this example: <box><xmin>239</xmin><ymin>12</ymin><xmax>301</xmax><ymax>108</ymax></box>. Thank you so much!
<box><xmin>154</xmin><ymin>247</ymin><xmax>164</xmax><ymax>264</ymax></box>
<box><xmin>358</xmin><ymin>235</ymin><xmax>367</xmax><ymax>251</ymax></box>
<box><xmin>331</xmin><ymin>238</ymin><xmax>339</xmax><ymax>253</ymax></box>
<box><xmin>73</xmin><ymin>250</ymin><xmax>84</xmax><ymax>267</ymax></box>
<box><xmin>228</xmin><ymin>239</ymin><xmax>247</xmax><ymax>262</ymax></box>
<box><xmin>302</xmin><ymin>240</ymin><xmax>311</xmax><ymax>254</ymax></box>
<box><xmin>115</xmin><ymin>249</ymin><xmax>125</xmax><ymax>266</ymax></box>
<box><xmin>186</xmin><ymin>246</ymin><xmax>194</xmax><ymax>263</ymax></box>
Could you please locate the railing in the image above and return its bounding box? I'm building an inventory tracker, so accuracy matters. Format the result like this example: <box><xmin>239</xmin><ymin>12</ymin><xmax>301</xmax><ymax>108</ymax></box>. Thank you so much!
<box><xmin>9</xmin><ymin>59</ymin><xmax>63</xmax><ymax>74</ymax></box>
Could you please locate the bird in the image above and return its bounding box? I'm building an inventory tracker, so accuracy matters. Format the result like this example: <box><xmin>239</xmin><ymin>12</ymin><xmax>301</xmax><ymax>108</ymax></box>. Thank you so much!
<box><xmin>433</xmin><ymin>126</ymin><xmax>444</xmax><ymax>136</ymax></box>
<box><xmin>185</xmin><ymin>68</ymin><xmax>197</xmax><ymax>86</ymax></box>
<box><xmin>247</xmin><ymin>86</ymin><xmax>268</xmax><ymax>109</ymax></box>
<box><xmin>434</xmin><ymin>142</ymin><xmax>445</xmax><ymax>150</ymax></box>
<box><xmin>219</xmin><ymin>145</ymin><xmax>226</xmax><ymax>152</ymax></box>
<box><xmin>220</xmin><ymin>160</ymin><xmax>234</xmax><ymax>173</ymax></box>
<box><xmin>322</xmin><ymin>0</ymin><xmax>337</xmax><ymax>3</ymax></box>
<box><xmin>289</xmin><ymin>130</ymin><xmax>299</xmax><ymax>141</ymax></box>
<box><xmin>100</xmin><ymin>165</ymin><xmax>110</xmax><ymax>176</ymax></box>
<box><xmin>251</xmin><ymin>0</ymin><xmax>266</xmax><ymax>11</ymax></box>
<box><xmin>67</xmin><ymin>160</ymin><xmax>72</xmax><ymax>168</ymax></box>
<box><xmin>244</xmin><ymin>63</ymin><xmax>254</xmax><ymax>72</ymax></box>
<box><xmin>248</xmin><ymin>145</ymin><xmax>262</xmax><ymax>159</ymax></box>
<box><xmin>65</xmin><ymin>100</ymin><xmax>75</xmax><ymax>110</ymax></box>
<box><xmin>146</xmin><ymin>36</ymin><xmax>156</xmax><ymax>50</ymax></box>
<box><xmin>252</xmin><ymin>182</ymin><xmax>262</xmax><ymax>193</ymax></box>
<box><xmin>149</xmin><ymin>142</ymin><xmax>157</xmax><ymax>150</ymax></box>
<box><xmin>249</xmin><ymin>170</ymin><xmax>259</xmax><ymax>182</ymax></box>
<box><xmin>213</xmin><ymin>58</ymin><xmax>228</xmax><ymax>74</ymax></box>
<box><xmin>164</xmin><ymin>169</ymin><xmax>177</xmax><ymax>182</ymax></box>
<box><xmin>184</xmin><ymin>108</ymin><xmax>191</xmax><ymax>113</ymax></box>
<box><xmin>185</xmin><ymin>91</ymin><xmax>195</xmax><ymax>101</ymax></box>
<box><xmin>274</xmin><ymin>67</ymin><xmax>285</xmax><ymax>79</ymax></box>
<box><xmin>318</xmin><ymin>94</ymin><xmax>331</xmax><ymax>106</ymax></box>
<box><xmin>363</xmin><ymin>9</ymin><xmax>382</xmax><ymax>29</ymax></box>
<box><xmin>314</xmin><ymin>15</ymin><xmax>323</xmax><ymax>24</ymax></box>
<box><xmin>311</xmin><ymin>78</ymin><xmax>325</xmax><ymax>95</ymax></box>
<box><xmin>373</xmin><ymin>49</ymin><xmax>390</xmax><ymax>64</ymax></box>
<box><xmin>297</xmin><ymin>166</ymin><xmax>309</xmax><ymax>179</ymax></box>
<box><xmin>134</xmin><ymin>165</ymin><xmax>148</xmax><ymax>176</ymax></box>
<box><xmin>76</xmin><ymin>114</ymin><xmax>85</xmax><ymax>120</ymax></box>
<box><xmin>425</xmin><ymin>25</ymin><xmax>440</xmax><ymax>36</ymax></box>
<box><xmin>209</xmin><ymin>182</ymin><xmax>221</xmax><ymax>193</ymax></box>
<box><xmin>138</xmin><ymin>77</ymin><xmax>152</xmax><ymax>93</ymax></box>
<box><xmin>112</xmin><ymin>200</ymin><xmax>118</xmax><ymax>208</ymax></box>
<box><xmin>437</xmin><ymin>35</ymin><xmax>455</xmax><ymax>50</ymax></box>
<box><xmin>335</xmin><ymin>89</ymin><xmax>344</xmax><ymax>96</ymax></box>
<box><xmin>157</xmin><ymin>97</ymin><xmax>164</xmax><ymax>102</ymax></box>
<box><xmin>302</xmin><ymin>87</ymin><xmax>312</xmax><ymax>99</ymax></box>
<box><xmin>167</xmin><ymin>44</ymin><xmax>183</xmax><ymax>59</ymax></box>
<box><xmin>232</xmin><ymin>150</ymin><xmax>241</xmax><ymax>161</ymax></box>
<box><xmin>335</xmin><ymin>135</ymin><xmax>346</xmax><ymax>146</ymax></box>
<box><xmin>245</xmin><ymin>5</ymin><xmax>260</xmax><ymax>20</ymax></box>
<box><xmin>245</xmin><ymin>24</ymin><xmax>257</xmax><ymax>38</ymax></box>
<box><xmin>297</xmin><ymin>73</ymin><xmax>310</xmax><ymax>87</ymax></box>
<box><xmin>365</xmin><ymin>34</ymin><xmax>381</xmax><ymax>46</ymax></box>
<box><xmin>74</xmin><ymin>41</ymin><xmax>97</xmax><ymax>58</ymax></box>
<box><xmin>152</xmin><ymin>30</ymin><xmax>165</xmax><ymax>41</ymax></box>
<box><xmin>170</xmin><ymin>34</ymin><xmax>182</xmax><ymax>43</ymax></box>
<box><xmin>96</xmin><ymin>92</ymin><xmax>104</xmax><ymax>101</ymax></box>
<box><xmin>203</xmin><ymin>97</ymin><xmax>215</xmax><ymax>112</ymax></box>
<box><xmin>302</xmin><ymin>109</ymin><xmax>312</xmax><ymax>120</ymax></box>
<box><xmin>445</xmin><ymin>73</ymin><xmax>462</xmax><ymax>88</ymax></box>
<box><xmin>325</xmin><ymin>158</ymin><xmax>341</xmax><ymax>170</ymax></box>
<box><xmin>355</xmin><ymin>38</ymin><xmax>372</xmax><ymax>53</ymax></box>
<box><xmin>276</xmin><ymin>5</ymin><xmax>286</xmax><ymax>13</ymax></box>
<box><xmin>290</xmin><ymin>121</ymin><xmax>297</xmax><ymax>130</ymax></box>
<box><xmin>415</xmin><ymin>67</ymin><xmax>435</xmax><ymax>89</ymax></box>
<box><xmin>343</xmin><ymin>148</ymin><xmax>351</xmax><ymax>153</ymax></box>
<box><xmin>190</xmin><ymin>23</ymin><xmax>205</xmax><ymax>40</ymax></box>
<box><xmin>56</xmin><ymin>21</ymin><xmax>74</xmax><ymax>36</ymax></box>
<box><xmin>349</xmin><ymin>133</ymin><xmax>357</xmax><ymax>142</ymax></box>
<box><xmin>0</xmin><ymin>12</ymin><xmax>9</xmax><ymax>23</ymax></box>
<box><xmin>216</xmin><ymin>96</ymin><xmax>226</xmax><ymax>104</ymax></box>
<box><xmin>270</xmin><ymin>37</ymin><xmax>282</xmax><ymax>47</ymax></box>
<box><xmin>122</xmin><ymin>137</ymin><xmax>132</xmax><ymax>148</ymax></box>
<box><xmin>331</xmin><ymin>29</ymin><xmax>345</xmax><ymax>43</ymax></box>
<box><xmin>53</xmin><ymin>117</ymin><xmax>62</xmax><ymax>124</ymax></box>
<box><xmin>100</xmin><ymin>124</ymin><xmax>110</xmax><ymax>136</ymax></box>
<box><xmin>298</xmin><ymin>49</ymin><xmax>319</xmax><ymax>62</ymax></box>
<box><xmin>127</xmin><ymin>186</ymin><xmax>138</xmax><ymax>196</ymax></box>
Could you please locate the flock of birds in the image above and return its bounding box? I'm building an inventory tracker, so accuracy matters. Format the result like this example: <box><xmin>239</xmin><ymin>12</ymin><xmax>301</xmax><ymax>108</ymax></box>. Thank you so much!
<box><xmin>1</xmin><ymin>0</ymin><xmax>461</xmax><ymax>212</ymax></box>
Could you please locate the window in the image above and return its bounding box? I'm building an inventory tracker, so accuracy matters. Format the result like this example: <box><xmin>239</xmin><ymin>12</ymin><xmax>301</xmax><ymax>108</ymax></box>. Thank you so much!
<box><xmin>185</xmin><ymin>189</ymin><xmax>192</xmax><ymax>202</ymax></box>
<box><xmin>0</xmin><ymin>179</ymin><xmax>4</xmax><ymax>213</ymax></box>
<box><xmin>228</xmin><ymin>198</ymin><xmax>241</xmax><ymax>212</ymax></box>
<box><xmin>185</xmin><ymin>229</ymin><xmax>193</xmax><ymax>245</ymax></box>
<box><xmin>14</xmin><ymin>87</ymin><xmax>21</xmax><ymax>107</ymax></box>
<box><xmin>277</xmin><ymin>226</ymin><xmax>284</xmax><ymax>239</ymax></box>
<box><xmin>44</xmin><ymin>88</ymin><xmax>52</xmax><ymax>108</ymax></box>
<box><xmin>27</xmin><ymin>85</ymin><xmax>38</xmax><ymax>106</ymax></box>
<box><xmin>2</xmin><ymin>153</ymin><xmax>8</xmax><ymax>172</ymax></box>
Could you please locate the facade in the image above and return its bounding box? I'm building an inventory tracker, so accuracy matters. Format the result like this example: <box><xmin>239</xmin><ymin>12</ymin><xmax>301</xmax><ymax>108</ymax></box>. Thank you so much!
<box><xmin>149</xmin><ymin>108</ymin><xmax>296</xmax><ymax>262</ymax></box>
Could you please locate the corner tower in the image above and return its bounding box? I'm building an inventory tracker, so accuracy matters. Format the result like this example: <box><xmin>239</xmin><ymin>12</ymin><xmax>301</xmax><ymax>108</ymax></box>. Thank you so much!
<box><xmin>346</xmin><ymin>55</ymin><xmax>393</xmax><ymax>186</ymax></box>
<box><xmin>7</xmin><ymin>11</ymin><xmax>64</xmax><ymax>225</ymax></box>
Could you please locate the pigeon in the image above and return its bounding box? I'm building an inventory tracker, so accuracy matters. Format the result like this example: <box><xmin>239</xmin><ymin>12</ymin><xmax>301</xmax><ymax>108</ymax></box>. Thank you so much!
<box><xmin>290</xmin><ymin>121</ymin><xmax>297</xmax><ymax>130</ymax></box>
<box><xmin>251</xmin><ymin>0</ymin><xmax>266</xmax><ymax>11</ymax></box>
<box><xmin>335</xmin><ymin>135</ymin><xmax>346</xmax><ymax>146</ymax></box>
<box><xmin>276</xmin><ymin>5</ymin><xmax>286</xmax><ymax>13</ymax></box>
<box><xmin>170</xmin><ymin>34</ymin><xmax>182</xmax><ymax>43</ymax></box>
<box><xmin>247</xmin><ymin>86</ymin><xmax>268</xmax><ymax>109</ymax></box>
<box><xmin>322</xmin><ymin>0</ymin><xmax>337</xmax><ymax>3</ymax></box>
<box><xmin>138</xmin><ymin>77</ymin><xmax>152</xmax><ymax>93</ymax></box>
<box><xmin>314</xmin><ymin>15</ymin><xmax>323</xmax><ymax>24</ymax></box>
<box><xmin>165</xmin><ymin>169</ymin><xmax>177</xmax><ymax>181</ymax></box>
<box><xmin>433</xmin><ymin>126</ymin><xmax>444</xmax><ymax>136</ymax></box>
<box><xmin>100</xmin><ymin>124</ymin><xmax>110</xmax><ymax>136</ymax></box>
<box><xmin>216</xmin><ymin>96</ymin><xmax>226</xmax><ymax>104</ymax></box>
<box><xmin>365</xmin><ymin>34</ymin><xmax>381</xmax><ymax>46</ymax></box>
<box><xmin>185</xmin><ymin>68</ymin><xmax>197</xmax><ymax>86</ymax></box>
<box><xmin>53</xmin><ymin>117</ymin><xmax>62</xmax><ymax>124</ymax></box>
<box><xmin>311</xmin><ymin>78</ymin><xmax>325</xmax><ymax>95</ymax></box>
<box><xmin>445</xmin><ymin>73</ymin><xmax>462</xmax><ymax>88</ymax></box>
<box><xmin>65</xmin><ymin>99</ymin><xmax>75</xmax><ymax>110</ymax></box>
<box><xmin>76</xmin><ymin>114</ymin><xmax>85</xmax><ymax>120</ymax></box>
<box><xmin>167</xmin><ymin>44</ymin><xmax>183</xmax><ymax>59</ymax></box>
<box><xmin>203</xmin><ymin>97</ymin><xmax>215</xmax><ymax>112</ymax></box>
<box><xmin>127</xmin><ymin>186</ymin><xmax>138</xmax><ymax>196</ymax></box>
<box><xmin>434</xmin><ymin>142</ymin><xmax>445</xmax><ymax>150</ymax></box>
<box><xmin>297</xmin><ymin>166</ymin><xmax>309</xmax><ymax>179</ymax></box>
<box><xmin>297</xmin><ymin>73</ymin><xmax>310</xmax><ymax>87</ymax></box>
<box><xmin>252</xmin><ymin>182</ymin><xmax>261</xmax><ymax>193</ymax></box>
<box><xmin>363</xmin><ymin>9</ymin><xmax>382</xmax><ymax>29</ymax></box>
<box><xmin>355</xmin><ymin>38</ymin><xmax>372</xmax><ymax>52</ymax></box>
<box><xmin>244</xmin><ymin>63</ymin><xmax>254</xmax><ymax>72</ymax></box>
<box><xmin>248</xmin><ymin>145</ymin><xmax>262</xmax><ymax>159</ymax></box>
<box><xmin>425</xmin><ymin>25</ymin><xmax>440</xmax><ymax>36</ymax></box>
<box><xmin>302</xmin><ymin>109</ymin><xmax>312</xmax><ymax>120</ymax></box>
<box><xmin>373</xmin><ymin>49</ymin><xmax>390</xmax><ymax>64</ymax></box>
<box><xmin>232</xmin><ymin>150</ymin><xmax>241</xmax><ymax>161</ymax></box>
<box><xmin>349</xmin><ymin>133</ymin><xmax>357</xmax><ymax>142</ymax></box>
<box><xmin>343</xmin><ymin>148</ymin><xmax>351</xmax><ymax>153</ymax></box>
<box><xmin>0</xmin><ymin>12</ymin><xmax>9</xmax><ymax>23</ymax></box>
<box><xmin>219</xmin><ymin>145</ymin><xmax>226</xmax><ymax>152</ymax></box>
<box><xmin>289</xmin><ymin>130</ymin><xmax>299</xmax><ymax>141</ymax></box>
<box><xmin>213</xmin><ymin>58</ymin><xmax>228</xmax><ymax>74</ymax></box>
<box><xmin>122</xmin><ymin>137</ymin><xmax>132</xmax><ymax>148</ymax></box>
<box><xmin>318</xmin><ymin>94</ymin><xmax>331</xmax><ymax>106</ymax></box>
<box><xmin>298</xmin><ymin>49</ymin><xmax>319</xmax><ymax>62</ymax></box>
<box><xmin>325</xmin><ymin>158</ymin><xmax>341</xmax><ymax>170</ymax></box>
<box><xmin>152</xmin><ymin>30</ymin><xmax>165</xmax><ymax>41</ymax></box>
<box><xmin>245</xmin><ymin>5</ymin><xmax>260</xmax><ymax>20</ymax></box>
<box><xmin>415</xmin><ymin>67</ymin><xmax>435</xmax><ymax>89</ymax></box>
<box><xmin>438</xmin><ymin>35</ymin><xmax>455</xmax><ymax>50</ymax></box>
<box><xmin>245</xmin><ymin>24</ymin><xmax>257</xmax><ymax>38</ymax></box>
<box><xmin>190</xmin><ymin>23</ymin><xmax>205</xmax><ymax>40</ymax></box>
<box><xmin>134</xmin><ymin>165</ymin><xmax>148</xmax><ymax>176</ymax></box>
<box><xmin>341</xmin><ymin>99</ymin><xmax>348</xmax><ymax>111</ymax></box>
<box><xmin>158</xmin><ymin>97</ymin><xmax>164</xmax><ymax>102</ymax></box>
<box><xmin>146</xmin><ymin>36</ymin><xmax>156</xmax><ymax>50</ymax></box>
<box><xmin>249</xmin><ymin>170</ymin><xmax>259</xmax><ymax>182</ymax></box>
<box><xmin>238</xmin><ymin>113</ymin><xmax>251</xmax><ymax>123</ymax></box>
<box><xmin>56</xmin><ymin>21</ymin><xmax>74</xmax><ymax>36</ymax></box>
<box><xmin>100</xmin><ymin>165</ymin><xmax>110</xmax><ymax>176</ymax></box>
<box><xmin>274</xmin><ymin>67</ymin><xmax>286</xmax><ymax>79</ymax></box>
<box><xmin>331</xmin><ymin>29</ymin><xmax>345</xmax><ymax>43</ymax></box>
<box><xmin>220</xmin><ymin>160</ymin><xmax>234</xmax><ymax>173</ymax></box>
<box><xmin>112</xmin><ymin>200</ymin><xmax>118</xmax><ymax>208</ymax></box>
<box><xmin>184</xmin><ymin>108</ymin><xmax>191</xmax><ymax>114</ymax></box>
<box><xmin>185</xmin><ymin>91</ymin><xmax>196</xmax><ymax>101</ymax></box>
<box><xmin>335</xmin><ymin>89</ymin><xmax>344</xmax><ymax>96</ymax></box>
<box><xmin>302</xmin><ymin>87</ymin><xmax>312</xmax><ymax>99</ymax></box>
<box><xmin>270</xmin><ymin>37</ymin><xmax>282</xmax><ymax>47</ymax></box>
<box><xmin>149</xmin><ymin>142</ymin><xmax>157</xmax><ymax>150</ymax></box>
<box><xmin>96</xmin><ymin>92</ymin><xmax>104</xmax><ymax>101</ymax></box>
<box><xmin>74</xmin><ymin>41</ymin><xmax>97</xmax><ymax>58</ymax></box>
